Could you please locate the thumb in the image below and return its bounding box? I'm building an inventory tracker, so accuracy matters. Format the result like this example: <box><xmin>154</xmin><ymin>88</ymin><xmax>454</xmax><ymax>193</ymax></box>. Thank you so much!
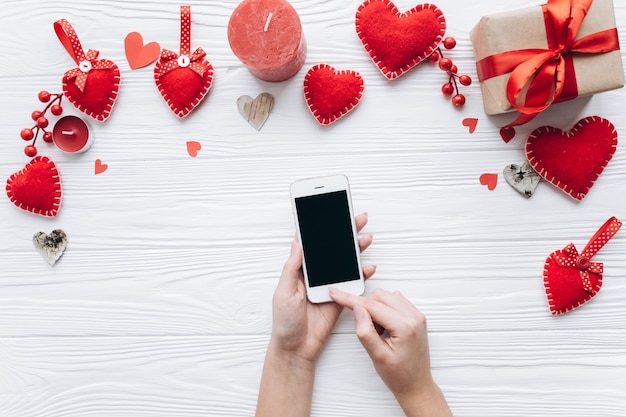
<box><xmin>278</xmin><ymin>239</ymin><xmax>303</xmax><ymax>291</ymax></box>
<box><xmin>353</xmin><ymin>305</ymin><xmax>387</xmax><ymax>361</ymax></box>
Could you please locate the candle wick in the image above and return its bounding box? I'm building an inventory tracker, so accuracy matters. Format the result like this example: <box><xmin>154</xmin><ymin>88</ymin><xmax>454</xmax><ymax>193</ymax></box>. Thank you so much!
<box><xmin>61</xmin><ymin>131</ymin><xmax>75</xmax><ymax>135</ymax></box>
<box><xmin>264</xmin><ymin>12</ymin><xmax>273</xmax><ymax>32</ymax></box>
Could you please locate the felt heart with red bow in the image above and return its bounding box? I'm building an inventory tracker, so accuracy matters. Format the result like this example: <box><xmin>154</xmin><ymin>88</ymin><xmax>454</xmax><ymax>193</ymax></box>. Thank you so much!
<box><xmin>543</xmin><ymin>217</ymin><xmax>621</xmax><ymax>315</ymax></box>
<box><xmin>304</xmin><ymin>64</ymin><xmax>364</xmax><ymax>125</ymax></box>
<box><xmin>55</xmin><ymin>19</ymin><xmax>120</xmax><ymax>122</ymax></box>
<box><xmin>5</xmin><ymin>156</ymin><xmax>62</xmax><ymax>217</ymax></box>
<box><xmin>154</xmin><ymin>6</ymin><xmax>214</xmax><ymax>118</ymax></box>
<box><xmin>355</xmin><ymin>0</ymin><xmax>446</xmax><ymax>80</ymax></box>
<box><xmin>526</xmin><ymin>116</ymin><xmax>618</xmax><ymax>200</ymax></box>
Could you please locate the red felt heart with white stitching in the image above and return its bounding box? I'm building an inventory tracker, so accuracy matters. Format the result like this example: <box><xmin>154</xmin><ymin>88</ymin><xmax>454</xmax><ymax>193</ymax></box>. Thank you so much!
<box><xmin>355</xmin><ymin>0</ymin><xmax>446</xmax><ymax>80</ymax></box>
<box><xmin>525</xmin><ymin>116</ymin><xmax>618</xmax><ymax>200</ymax></box>
<box><xmin>543</xmin><ymin>217</ymin><xmax>621</xmax><ymax>315</ymax></box>
<box><xmin>55</xmin><ymin>19</ymin><xmax>120</xmax><ymax>122</ymax></box>
<box><xmin>6</xmin><ymin>156</ymin><xmax>62</xmax><ymax>217</ymax></box>
<box><xmin>154</xmin><ymin>6</ymin><xmax>214</xmax><ymax>118</ymax></box>
<box><xmin>304</xmin><ymin>64</ymin><xmax>364</xmax><ymax>125</ymax></box>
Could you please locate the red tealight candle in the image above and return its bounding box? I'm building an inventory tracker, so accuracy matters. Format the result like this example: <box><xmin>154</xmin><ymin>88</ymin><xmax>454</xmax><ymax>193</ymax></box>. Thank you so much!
<box><xmin>52</xmin><ymin>115</ymin><xmax>92</xmax><ymax>153</ymax></box>
<box><xmin>228</xmin><ymin>0</ymin><xmax>307</xmax><ymax>82</ymax></box>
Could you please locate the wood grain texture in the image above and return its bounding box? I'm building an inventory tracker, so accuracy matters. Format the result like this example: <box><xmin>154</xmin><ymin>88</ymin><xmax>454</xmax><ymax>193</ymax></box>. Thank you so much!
<box><xmin>1</xmin><ymin>0</ymin><xmax>626</xmax><ymax>416</ymax></box>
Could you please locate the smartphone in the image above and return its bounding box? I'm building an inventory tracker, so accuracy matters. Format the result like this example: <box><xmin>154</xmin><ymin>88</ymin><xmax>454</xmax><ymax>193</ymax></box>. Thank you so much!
<box><xmin>290</xmin><ymin>174</ymin><xmax>365</xmax><ymax>303</ymax></box>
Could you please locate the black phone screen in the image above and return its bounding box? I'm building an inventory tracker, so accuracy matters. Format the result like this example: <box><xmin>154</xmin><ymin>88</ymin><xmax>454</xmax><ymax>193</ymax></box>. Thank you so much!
<box><xmin>295</xmin><ymin>190</ymin><xmax>360</xmax><ymax>287</ymax></box>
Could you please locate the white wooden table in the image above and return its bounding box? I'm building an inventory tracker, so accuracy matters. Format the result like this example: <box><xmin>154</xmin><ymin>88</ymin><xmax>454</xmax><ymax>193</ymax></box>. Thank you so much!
<box><xmin>1</xmin><ymin>1</ymin><xmax>625</xmax><ymax>416</ymax></box>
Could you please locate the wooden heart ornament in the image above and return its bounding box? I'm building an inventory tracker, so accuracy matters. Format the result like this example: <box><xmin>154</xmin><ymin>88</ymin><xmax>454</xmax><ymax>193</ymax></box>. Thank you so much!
<box><xmin>526</xmin><ymin>116</ymin><xmax>618</xmax><ymax>200</ymax></box>
<box><xmin>543</xmin><ymin>217</ymin><xmax>621</xmax><ymax>315</ymax></box>
<box><xmin>237</xmin><ymin>93</ymin><xmax>274</xmax><ymax>130</ymax></box>
<box><xmin>33</xmin><ymin>229</ymin><xmax>68</xmax><ymax>265</ymax></box>
<box><xmin>304</xmin><ymin>64</ymin><xmax>364</xmax><ymax>125</ymax></box>
<box><xmin>54</xmin><ymin>19</ymin><xmax>120</xmax><ymax>122</ymax></box>
<box><xmin>5</xmin><ymin>156</ymin><xmax>62</xmax><ymax>217</ymax></box>
<box><xmin>355</xmin><ymin>0</ymin><xmax>446</xmax><ymax>79</ymax></box>
<box><xmin>154</xmin><ymin>6</ymin><xmax>214</xmax><ymax>118</ymax></box>
<box><xmin>503</xmin><ymin>161</ymin><xmax>541</xmax><ymax>198</ymax></box>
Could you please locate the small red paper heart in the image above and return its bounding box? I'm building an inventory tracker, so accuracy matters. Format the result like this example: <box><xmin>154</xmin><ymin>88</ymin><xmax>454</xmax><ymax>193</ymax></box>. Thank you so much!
<box><xmin>500</xmin><ymin>127</ymin><xmax>515</xmax><ymax>143</ymax></box>
<box><xmin>5</xmin><ymin>156</ymin><xmax>62</xmax><ymax>217</ymax></box>
<box><xmin>154</xmin><ymin>59</ymin><xmax>214</xmax><ymax>118</ymax></box>
<box><xmin>525</xmin><ymin>116</ymin><xmax>618</xmax><ymax>200</ymax></box>
<box><xmin>479</xmin><ymin>173</ymin><xmax>497</xmax><ymax>190</ymax></box>
<box><xmin>304</xmin><ymin>64</ymin><xmax>364</xmax><ymax>125</ymax></box>
<box><xmin>63</xmin><ymin>62</ymin><xmax>121</xmax><ymax>122</ymax></box>
<box><xmin>95</xmin><ymin>159</ymin><xmax>108</xmax><ymax>175</ymax></box>
<box><xmin>355</xmin><ymin>0</ymin><xmax>446</xmax><ymax>80</ymax></box>
<box><xmin>462</xmin><ymin>118</ymin><xmax>478</xmax><ymax>134</ymax></box>
<box><xmin>186</xmin><ymin>141</ymin><xmax>202</xmax><ymax>157</ymax></box>
<box><xmin>125</xmin><ymin>32</ymin><xmax>161</xmax><ymax>70</ymax></box>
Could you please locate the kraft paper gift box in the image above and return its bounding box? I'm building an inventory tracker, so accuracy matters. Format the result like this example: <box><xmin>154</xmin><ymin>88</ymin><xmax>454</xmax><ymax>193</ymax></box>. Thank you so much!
<box><xmin>470</xmin><ymin>0</ymin><xmax>624</xmax><ymax>117</ymax></box>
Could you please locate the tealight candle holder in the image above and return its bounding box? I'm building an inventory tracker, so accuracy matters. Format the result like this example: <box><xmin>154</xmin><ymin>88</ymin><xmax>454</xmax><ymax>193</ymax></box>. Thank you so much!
<box><xmin>52</xmin><ymin>115</ymin><xmax>93</xmax><ymax>153</ymax></box>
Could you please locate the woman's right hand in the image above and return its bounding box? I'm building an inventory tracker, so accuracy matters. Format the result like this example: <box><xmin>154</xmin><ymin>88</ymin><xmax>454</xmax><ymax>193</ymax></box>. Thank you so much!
<box><xmin>329</xmin><ymin>287</ymin><xmax>453</xmax><ymax>417</ymax></box>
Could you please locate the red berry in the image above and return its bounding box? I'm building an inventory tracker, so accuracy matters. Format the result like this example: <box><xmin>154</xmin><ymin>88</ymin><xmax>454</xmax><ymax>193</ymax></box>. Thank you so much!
<box><xmin>20</xmin><ymin>128</ymin><xmax>34</xmax><ymax>141</ymax></box>
<box><xmin>459</xmin><ymin>74</ymin><xmax>472</xmax><ymax>86</ymax></box>
<box><xmin>452</xmin><ymin>94</ymin><xmax>466</xmax><ymax>107</ymax></box>
<box><xmin>24</xmin><ymin>145</ymin><xmax>38</xmax><ymax>157</ymax></box>
<box><xmin>438</xmin><ymin>58</ymin><xmax>453</xmax><ymax>71</ymax></box>
<box><xmin>31</xmin><ymin>110</ymin><xmax>44</xmax><ymax>121</ymax></box>
<box><xmin>43</xmin><ymin>131</ymin><xmax>54</xmax><ymax>143</ymax></box>
<box><xmin>38</xmin><ymin>90</ymin><xmax>51</xmax><ymax>103</ymax></box>
<box><xmin>443</xmin><ymin>37</ymin><xmax>457</xmax><ymax>50</ymax></box>
<box><xmin>51</xmin><ymin>104</ymin><xmax>63</xmax><ymax>116</ymax></box>
<box><xmin>449</xmin><ymin>65</ymin><xmax>458</xmax><ymax>74</ymax></box>
<box><xmin>441</xmin><ymin>83</ymin><xmax>454</xmax><ymax>96</ymax></box>
<box><xmin>37</xmin><ymin>116</ymin><xmax>49</xmax><ymax>129</ymax></box>
<box><xmin>428</xmin><ymin>51</ymin><xmax>439</xmax><ymax>62</ymax></box>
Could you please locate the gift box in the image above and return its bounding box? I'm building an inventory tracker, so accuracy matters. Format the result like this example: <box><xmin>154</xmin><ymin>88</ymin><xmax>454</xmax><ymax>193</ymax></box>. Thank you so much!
<box><xmin>470</xmin><ymin>0</ymin><xmax>624</xmax><ymax>118</ymax></box>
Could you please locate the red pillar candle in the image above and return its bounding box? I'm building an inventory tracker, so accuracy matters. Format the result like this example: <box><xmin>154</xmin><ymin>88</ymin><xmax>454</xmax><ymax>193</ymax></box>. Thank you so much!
<box><xmin>228</xmin><ymin>0</ymin><xmax>307</xmax><ymax>82</ymax></box>
<box><xmin>52</xmin><ymin>115</ymin><xmax>92</xmax><ymax>153</ymax></box>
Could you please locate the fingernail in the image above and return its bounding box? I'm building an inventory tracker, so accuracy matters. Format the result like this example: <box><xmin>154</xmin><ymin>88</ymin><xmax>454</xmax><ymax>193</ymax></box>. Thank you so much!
<box><xmin>329</xmin><ymin>287</ymin><xmax>338</xmax><ymax>296</ymax></box>
<box><xmin>290</xmin><ymin>239</ymin><xmax>298</xmax><ymax>255</ymax></box>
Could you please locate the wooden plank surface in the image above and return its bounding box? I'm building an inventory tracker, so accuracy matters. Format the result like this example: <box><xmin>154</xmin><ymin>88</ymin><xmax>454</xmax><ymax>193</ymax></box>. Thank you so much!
<box><xmin>1</xmin><ymin>0</ymin><xmax>625</xmax><ymax>416</ymax></box>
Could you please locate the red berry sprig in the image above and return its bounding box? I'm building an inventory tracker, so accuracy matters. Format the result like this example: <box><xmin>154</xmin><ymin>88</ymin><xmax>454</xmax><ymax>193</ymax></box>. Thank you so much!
<box><xmin>428</xmin><ymin>37</ymin><xmax>472</xmax><ymax>107</ymax></box>
<box><xmin>20</xmin><ymin>90</ymin><xmax>64</xmax><ymax>157</ymax></box>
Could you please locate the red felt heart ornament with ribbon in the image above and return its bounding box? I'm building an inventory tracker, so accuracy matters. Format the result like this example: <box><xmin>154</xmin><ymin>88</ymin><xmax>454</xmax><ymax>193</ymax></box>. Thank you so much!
<box><xmin>54</xmin><ymin>19</ymin><xmax>120</xmax><ymax>122</ymax></box>
<box><xmin>543</xmin><ymin>217</ymin><xmax>621</xmax><ymax>315</ymax></box>
<box><xmin>6</xmin><ymin>156</ymin><xmax>62</xmax><ymax>217</ymax></box>
<box><xmin>154</xmin><ymin>6</ymin><xmax>214</xmax><ymax>118</ymax></box>
<box><xmin>525</xmin><ymin>116</ymin><xmax>618</xmax><ymax>200</ymax></box>
<box><xmin>355</xmin><ymin>0</ymin><xmax>446</xmax><ymax>80</ymax></box>
<box><xmin>304</xmin><ymin>64</ymin><xmax>364</xmax><ymax>125</ymax></box>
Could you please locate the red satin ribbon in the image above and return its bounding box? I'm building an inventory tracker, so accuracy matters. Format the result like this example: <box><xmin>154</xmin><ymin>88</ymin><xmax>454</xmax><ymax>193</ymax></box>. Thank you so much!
<box><xmin>554</xmin><ymin>217</ymin><xmax>622</xmax><ymax>294</ymax></box>
<box><xmin>54</xmin><ymin>19</ymin><xmax>116</xmax><ymax>92</ymax></box>
<box><xmin>476</xmin><ymin>0</ymin><xmax>621</xmax><ymax>126</ymax></box>
<box><xmin>155</xmin><ymin>6</ymin><xmax>209</xmax><ymax>78</ymax></box>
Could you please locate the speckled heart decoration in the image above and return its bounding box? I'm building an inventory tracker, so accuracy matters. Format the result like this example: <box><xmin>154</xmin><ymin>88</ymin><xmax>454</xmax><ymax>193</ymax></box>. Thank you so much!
<box><xmin>5</xmin><ymin>156</ymin><xmax>62</xmax><ymax>217</ymax></box>
<box><xmin>525</xmin><ymin>116</ymin><xmax>618</xmax><ymax>200</ymax></box>
<box><xmin>355</xmin><ymin>0</ymin><xmax>446</xmax><ymax>80</ymax></box>
<box><xmin>154</xmin><ymin>6</ymin><xmax>214</xmax><ymax>118</ymax></box>
<box><xmin>304</xmin><ymin>64</ymin><xmax>364</xmax><ymax>125</ymax></box>
<box><xmin>33</xmin><ymin>229</ymin><xmax>68</xmax><ymax>265</ymax></box>
<box><xmin>543</xmin><ymin>217</ymin><xmax>621</xmax><ymax>315</ymax></box>
<box><xmin>54</xmin><ymin>19</ymin><xmax>120</xmax><ymax>122</ymax></box>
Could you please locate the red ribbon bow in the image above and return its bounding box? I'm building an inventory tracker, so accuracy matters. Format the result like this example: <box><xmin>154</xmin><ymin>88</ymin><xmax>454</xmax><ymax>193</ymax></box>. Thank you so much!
<box><xmin>54</xmin><ymin>19</ymin><xmax>116</xmax><ymax>92</ymax></box>
<box><xmin>553</xmin><ymin>217</ymin><xmax>622</xmax><ymax>294</ymax></box>
<box><xmin>476</xmin><ymin>0</ymin><xmax>620</xmax><ymax>126</ymax></box>
<box><xmin>156</xmin><ymin>47</ymin><xmax>208</xmax><ymax>77</ymax></box>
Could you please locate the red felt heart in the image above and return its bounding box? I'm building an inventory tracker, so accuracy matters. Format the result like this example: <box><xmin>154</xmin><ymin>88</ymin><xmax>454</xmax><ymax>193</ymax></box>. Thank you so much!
<box><xmin>525</xmin><ymin>116</ymin><xmax>618</xmax><ymax>200</ymax></box>
<box><xmin>355</xmin><ymin>0</ymin><xmax>446</xmax><ymax>80</ymax></box>
<box><xmin>154</xmin><ymin>57</ymin><xmax>214</xmax><ymax>118</ymax></box>
<box><xmin>543</xmin><ymin>217</ymin><xmax>622</xmax><ymax>315</ymax></box>
<box><xmin>63</xmin><ymin>62</ymin><xmax>121</xmax><ymax>122</ymax></box>
<box><xmin>5</xmin><ymin>156</ymin><xmax>62</xmax><ymax>217</ymax></box>
<box><xmin>304</xmin><ymin>64</ymin><xmax>364</xmax><ymax>125</ymax></box>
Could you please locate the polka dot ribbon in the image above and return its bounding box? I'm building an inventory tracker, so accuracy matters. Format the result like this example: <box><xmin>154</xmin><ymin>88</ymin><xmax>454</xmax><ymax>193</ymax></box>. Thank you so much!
<box><xmin>155</xmin><ymin>6</ymin><xmax>208</xmax><ymax>77</ymax></box>
<box><xmin>54</xmin><ymin>19</ymin><xmax>115</xmax><ymax>92</ymax></box>
<box><xmin>554</xmin><ymin>217</ymin><xmax>622</xmax><ymax>293</ymax></box>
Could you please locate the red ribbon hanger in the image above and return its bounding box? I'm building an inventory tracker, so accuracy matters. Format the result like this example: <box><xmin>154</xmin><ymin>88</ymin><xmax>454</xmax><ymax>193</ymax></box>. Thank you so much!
<box><xmin>476</xmin><ymin>0</ymin><xmax>620</xmax><ymax>127</ymax></box>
